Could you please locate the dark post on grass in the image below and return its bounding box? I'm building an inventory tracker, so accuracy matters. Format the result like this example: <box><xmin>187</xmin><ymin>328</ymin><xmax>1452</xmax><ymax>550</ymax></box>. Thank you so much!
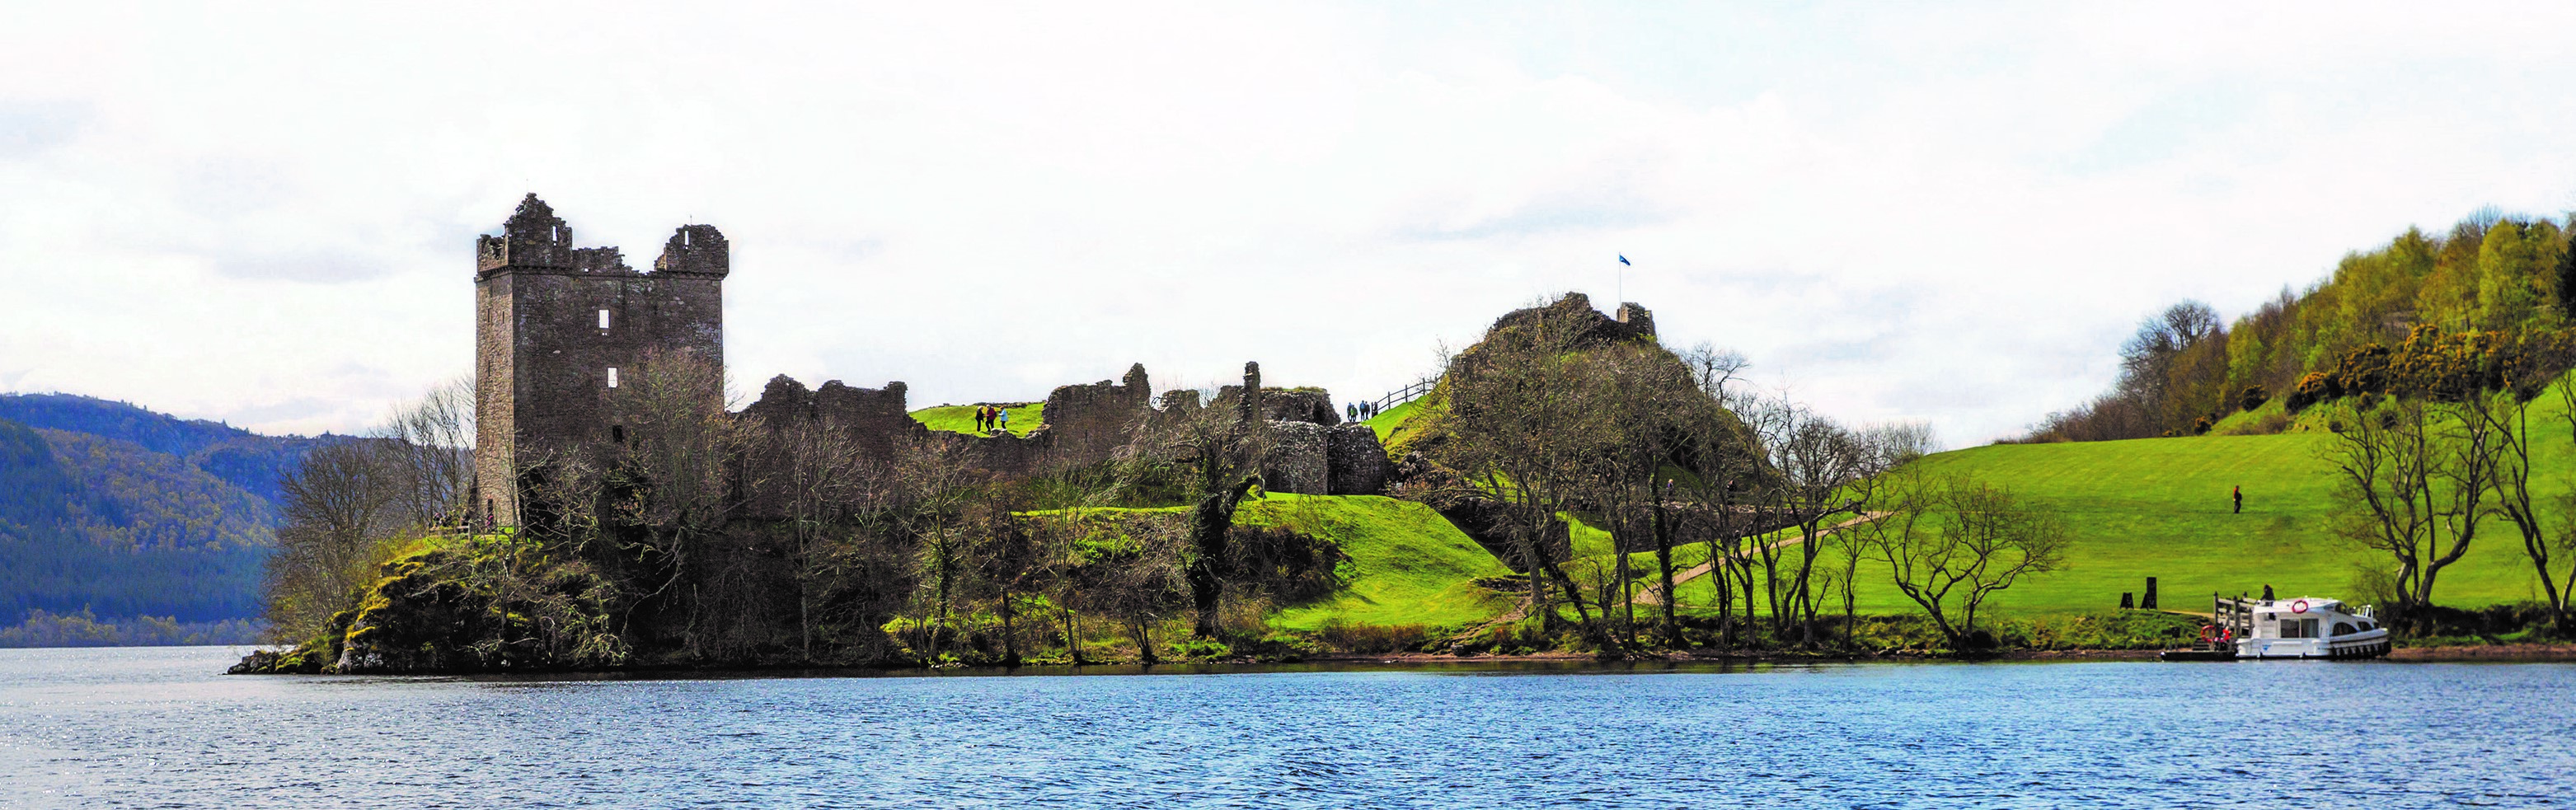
<box><xmin>2121</xmin><ymin>592</ymin><xmax>2135</xmax><ymax>610</ymax></box>
<box><xmin>2143</xmin><ymin>577</ymin><xmax>2158</xmax><ymax>610</ymax></box>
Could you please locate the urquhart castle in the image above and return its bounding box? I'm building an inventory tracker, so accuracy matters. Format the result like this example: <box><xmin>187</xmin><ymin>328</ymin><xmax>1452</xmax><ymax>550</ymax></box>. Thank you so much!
<box><xmin>470</xmin><ymin>194</ymin><xmax>1425</xmax><ymax>527</ymax></box>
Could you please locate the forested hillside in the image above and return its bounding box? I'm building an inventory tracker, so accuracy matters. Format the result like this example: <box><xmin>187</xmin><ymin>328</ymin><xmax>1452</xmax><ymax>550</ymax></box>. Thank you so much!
<box><xmin>0</xmin><ymin>396</ymin><xmax>340</xmax><ymax>644</ymax></box>
<box><xmin>2030</xmin><ymin>210</ymin><xmax>2576</xmax><ymax>441</ymax></box>
<box><xmin>0</xmin><ymin>393</ymin><xmax>336</xmax><ymax>504</ymax></box>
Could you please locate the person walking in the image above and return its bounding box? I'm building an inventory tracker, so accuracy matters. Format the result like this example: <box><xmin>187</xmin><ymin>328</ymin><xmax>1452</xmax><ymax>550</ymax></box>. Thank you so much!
<box><xmin>2232</xmin><ymin>485</ymin><xmax>2242</xmax><ymax>514</ymax></box>
<box><xmin>1348</xmin><ymin>403</ymin><xmax>1358</xmax><ymax>421</ymax></box>
<box><xmin>997</xmin><ymin>406</ymin><xmax>1011</xmax><ymax>433</ymax></box>
<box><xmin>975</xmin><ymin>405</ymin><xmax>991</xmax><ymax>433</ymax></box>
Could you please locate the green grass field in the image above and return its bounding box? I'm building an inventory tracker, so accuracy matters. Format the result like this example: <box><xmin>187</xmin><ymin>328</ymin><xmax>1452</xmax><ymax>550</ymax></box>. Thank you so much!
<box><xmin>1542</xmin><ymin>386</ymin><xmax>2576</xmax><ymax>622</ymax></box>
<box><xmin>912</xmin><ymin>403</ymin><xmax>1044</xmax><ymax>437</ymax></box>
<box><xmin>1245</xmin><ymin>494</ymin><xmax>1518</xmax><ymax>631</ymax></box>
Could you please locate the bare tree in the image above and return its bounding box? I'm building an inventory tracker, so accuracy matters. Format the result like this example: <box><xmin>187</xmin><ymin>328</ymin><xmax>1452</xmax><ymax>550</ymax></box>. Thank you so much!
<box><xmin>2484</xmin><ymin>350</ymin><xmax>2576</xmax><ymax>621</ymax></box>
<box><xmin>1131</xmin><ymin>367</ymin><xmax>1272</xmax><ymax>639</ymax></box>
<box><xmin>1440</xmin><ymin>298</ymin><xmax>1614</xmax><ymax>634</ymax></box>
<box><xmin>765</xmin><ymin>413</ymin><xmax>877</xmax><ymax>662</ymax></box>
<box><xmin>1865</xmin><ymin>471</ymin><xmax>2068</xmax><ymax>648</ymax></box>
<box><xmin>2320</xmin><ymin>395</ymin><xmax>2495</xmax><ymax>624</ymax></box>
<box><xmin>1671</xmin><ymin>344</ymin><xmax>1768</xmax><ymax>648</ymax></box>
<box><xmin>1072</xmin><ymin>515</ymin><xmax>1187</xmax><ymax>663</ymax></box>
<box><xmin>600</xmin><ymin>349</ymin><xmax>760</xmax><ymax>658</ymax></box>
<box><xmin>884</xmin><ymin>437</ymin><xmax>977</xmax><ymax>657</ymax></box>
<box><xmin>964</xmin><ymin>489</ymin><xmax>1061</xmax><ymax>667</ymax></box>
<box><xmin>262</xmin><ymin>441</ymin><xmax>401</xmax><ymax>643</ymax></box>
<box><xmin>374</xmin><ymin>376</ymin><xmax>475</xmax><ymax>531</ymax></box>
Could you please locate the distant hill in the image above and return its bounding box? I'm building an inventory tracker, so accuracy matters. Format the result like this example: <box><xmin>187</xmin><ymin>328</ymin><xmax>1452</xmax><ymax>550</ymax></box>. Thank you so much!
<box><xmin>0</xmin><ymin>393</ymin><xmax>342</xmax><ymax>505</ymax></box>
<box><xmin>0</xmin><ymin>394</ymin><xmax>345</xmax><ymax>642</ymax></box>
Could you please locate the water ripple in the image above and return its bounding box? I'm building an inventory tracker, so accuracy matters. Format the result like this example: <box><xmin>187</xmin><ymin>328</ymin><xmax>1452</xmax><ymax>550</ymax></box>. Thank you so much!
<box><xmin>1</xmin><ymin>648</ymin><xmax>2572</xmax><ymax>808</ymax></box>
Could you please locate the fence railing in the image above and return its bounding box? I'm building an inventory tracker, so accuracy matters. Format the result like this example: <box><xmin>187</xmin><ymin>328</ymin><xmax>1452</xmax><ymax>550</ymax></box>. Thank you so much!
<box><xmin>1367</xmin><ymin>378</ymin><xmax>1437</xmax><ymax>415</ymax></box>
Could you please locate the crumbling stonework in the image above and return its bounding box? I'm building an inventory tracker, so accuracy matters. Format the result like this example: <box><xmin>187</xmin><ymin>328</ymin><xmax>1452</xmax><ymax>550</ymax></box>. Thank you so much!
<box><xmin>474</xmin><ymin>194</ymin><xmax>726</xmax><ymax>527</ymax></box>
<box><xmin>474</xmin><ymin>194</ymin><xmax>1368</xmax><ymax>527</ymax></box>
<box><xmin>1262</xmin><ymin>420</ymin><xmax>1330</xmax><ymax>495</ymax></box>
<box><xmin>1032</xmin><ymin>363</ymin><xmax>1152</xmax><ymax>464</ymax></box>
<box><xmin>1212</xmin><ymin>386</ymin><xmax>1340</xmax><ymax>425</ymax></box>
<box><xmin>1484</xmin><ymin>292</ymin><xmax>1656</xmax><ymax>348</ymax></box>
<box><xmin>1323</xmin><ymin>423</ymin><xmax>1390</xmax><ymax>496</ymax></box>
<box><xmin>1265</xmin><ymin>388</ymin><xmax>1340</xmax><ymax>426</ymax></box>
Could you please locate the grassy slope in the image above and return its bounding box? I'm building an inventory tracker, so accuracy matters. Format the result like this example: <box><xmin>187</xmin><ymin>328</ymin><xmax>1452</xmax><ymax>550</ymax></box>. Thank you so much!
<box><xmin>911</xmin><ymin>403</ymin><xmax>1045</xmax><ymax>437</ymax></box>
<box><xmin>1573</xmin><ymin>387</ymin><xmax>2574</xmax><ymax>620</ymax></box>
<box><xmin>1243</xmin><ymin>494</ymin><xmax>1517</xmax><ymax>632</ymax></box>
<box><xmin>1364</xmin><ymin>398</ymin><xmax>1422</xmax><ymax>443</ymax></box>
<box><xmin>1868</xmin><ymin>409</ymin><xmax>2566</xmax><ymax>615</ymax></box>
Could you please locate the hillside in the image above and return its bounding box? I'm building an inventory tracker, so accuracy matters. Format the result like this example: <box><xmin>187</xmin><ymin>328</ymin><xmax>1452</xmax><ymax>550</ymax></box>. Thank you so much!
<box><xmin>0</xmin><ymin>393</ymin><xmax>340</xmax><ymax>505</ymax></box>
<box><xmin>1681</xmin><ymin>420</ymin><xmax>2563</xmax><ymax>618</ymax></box>
<box><xmin>0</xmin><ymin>396</ymin><xmax>332</xmax><ymax>643</ymax></box>
<box><xmin>1244</xmin><ymin>494</ymin><xmax>1516</xmax><ymax>631</ymax></box>
<box><xmin>0</xmin><ymin>420</ymin><xmax>274</xmax><ymax>630</ymax></box>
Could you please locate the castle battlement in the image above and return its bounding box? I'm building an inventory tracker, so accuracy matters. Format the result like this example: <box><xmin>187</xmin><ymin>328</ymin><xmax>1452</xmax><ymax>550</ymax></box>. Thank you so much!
<box><xmin>473</xmin><ymin>194</ymin><xmax>726</xmax><ymax>527</ymax></box>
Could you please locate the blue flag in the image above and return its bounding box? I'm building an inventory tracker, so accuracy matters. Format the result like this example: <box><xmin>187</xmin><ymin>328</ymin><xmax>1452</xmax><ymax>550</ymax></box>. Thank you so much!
<box><xmin>1617</xmin><ymin>255</ymin><xmax>1631</xmax><ymax>265</ymax></box>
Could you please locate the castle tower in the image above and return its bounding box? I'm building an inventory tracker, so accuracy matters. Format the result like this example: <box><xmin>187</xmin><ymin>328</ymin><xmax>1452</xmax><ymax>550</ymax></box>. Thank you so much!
<box><xmin>473</xmin><ymin>194</ymin><xmax>727</xmax><ymax>527</ymax></box>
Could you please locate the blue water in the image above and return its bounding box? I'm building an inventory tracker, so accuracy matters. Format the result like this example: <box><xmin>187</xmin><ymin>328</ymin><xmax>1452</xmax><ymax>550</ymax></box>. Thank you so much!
<box><xmin>2</xmin><ymin>648</ymin><xmax>2570</xmax><ymax>808</ymax></box>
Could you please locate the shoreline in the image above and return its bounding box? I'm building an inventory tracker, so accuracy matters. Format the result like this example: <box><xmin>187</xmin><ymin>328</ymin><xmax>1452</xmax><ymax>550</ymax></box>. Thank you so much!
<box><xmin>1306</xmin><ymin>643</ymin><xmax>2576</xmax><ymax>665</ymax></box>
<box><xmin>197</xmin><ymin>641</ymin><xmax>2576</xmax><ymax>679</ymax></box>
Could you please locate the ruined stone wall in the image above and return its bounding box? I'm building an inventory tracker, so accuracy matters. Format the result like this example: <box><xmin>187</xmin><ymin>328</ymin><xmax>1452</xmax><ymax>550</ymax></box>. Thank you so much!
<box><xmin>1211</xmin><ymin>386</ymin><xmax>1340</xmax><ymax>425</ymax></box>
<box><xmin>473</xmin><ymin>194</ymin><xmax>727</xmax><ymax>527</ymax></box>
<box><xmin>1324</xmin><ymin>423</ymin><xmax>1390</xmax><ymax>496</ymax></box>
<box><xmin>1262</xmin><ymin>421</ymin><xmax>1330</xmax><ymax>494</ymax></box>
<box><xmin>741</xmin><ymin>376</ymin><xmax>925</xmax><ymax>456</ymax></box>
<box><xmin>1035</xmin><ymin>363</ymin><xmax>1151</xmax><ymax>466</ymax></box>
<box><xmin>1484</xmin><ymin>293</ymin><xmax>1656</xmax><ymax>348</ymax></box>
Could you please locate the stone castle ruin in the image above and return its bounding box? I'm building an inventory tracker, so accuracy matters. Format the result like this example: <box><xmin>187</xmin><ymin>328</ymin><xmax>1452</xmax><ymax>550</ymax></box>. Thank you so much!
<box><xmin>472</xmin><ymin>196</ymin><xmax>1391</xmax><ymax>527</ymax></box>
<box><xmin>472</xmin><ymin>195</ymin><xmax>727</xmax><ymax>527</ymax></box>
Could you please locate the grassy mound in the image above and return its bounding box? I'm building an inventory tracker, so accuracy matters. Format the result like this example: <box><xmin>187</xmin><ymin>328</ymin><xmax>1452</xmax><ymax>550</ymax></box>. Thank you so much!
<box><xmin>912</xmin><ymin>403</ymin><xmax>1044</xmax><ymax>437</ymax></box>
<box><xmin>1246</xmin><ymin>494</ymin><xmax>1517</xmax><ymax>632</ymax></box>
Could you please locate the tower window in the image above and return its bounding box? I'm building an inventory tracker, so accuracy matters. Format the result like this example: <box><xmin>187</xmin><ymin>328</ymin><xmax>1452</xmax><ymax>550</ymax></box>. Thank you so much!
<box><xmin>598</xmin><ymin>309</ymin><xmax>611</xmax><ymax>329</ymax></box>
<box><xmin>608</xmin><ymin>368</ymin><xmax>619</xmax><ymax>388</ymax></box>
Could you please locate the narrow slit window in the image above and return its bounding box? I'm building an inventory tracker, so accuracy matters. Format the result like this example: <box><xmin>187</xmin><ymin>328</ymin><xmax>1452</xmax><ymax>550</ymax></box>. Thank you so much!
<box><xmin>598</xmin><ymin>309</ymin><xmax>611</xmax><ymax>329</ymax></box>
<box><xmin>608</xmin><ymin>367</ymin><xmax>619</xmax><ymax>388</ymax></box>
<box><xmin>612</xmin><ymin>425</ymin><xmax>626</xmax><ymax>443</ymax></box>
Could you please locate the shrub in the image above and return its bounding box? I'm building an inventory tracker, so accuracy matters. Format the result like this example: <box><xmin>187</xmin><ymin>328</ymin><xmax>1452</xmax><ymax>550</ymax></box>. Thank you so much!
<box><xmin>2237</xmin><ymin>385</ymin><xmax>2268</xmax><ymax>412</ymax></box>
<box><xmin>2284</xmin><ymin>372</ymin><xmax>2338</xmax><ymax>413</ymax></box>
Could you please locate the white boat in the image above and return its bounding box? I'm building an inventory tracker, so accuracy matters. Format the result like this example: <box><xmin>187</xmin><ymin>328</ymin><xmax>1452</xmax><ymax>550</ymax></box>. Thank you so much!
<box><xmin>2163</xmin><ymin>593</ymin><xmax>2393</xmax><ymax>660</ymax></box>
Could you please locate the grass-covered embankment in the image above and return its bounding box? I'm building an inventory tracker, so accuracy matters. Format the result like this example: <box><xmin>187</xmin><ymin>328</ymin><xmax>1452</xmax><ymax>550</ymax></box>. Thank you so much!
<box><xmin>1246</xmin><ymin>494</ymin><xmax>1517</xmax><ymax>632</ymax></box>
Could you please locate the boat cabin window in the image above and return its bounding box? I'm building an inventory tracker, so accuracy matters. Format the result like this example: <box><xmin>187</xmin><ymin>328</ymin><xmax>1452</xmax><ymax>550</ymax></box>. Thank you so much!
<box><xmin>2334</xmin><ymin>622</ymin><xmax>2357</xmax><ymax>636</ymax></box>
<box><xmin>2277</xmin><ymin>617</ymin><xmax>2319</xmax><ymax>639</ymax></box>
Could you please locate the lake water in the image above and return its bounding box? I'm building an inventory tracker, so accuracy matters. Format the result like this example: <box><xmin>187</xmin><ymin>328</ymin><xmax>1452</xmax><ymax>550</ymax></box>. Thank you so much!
<box><xmin>2</xmin><ymin>648</ymin><xmax>2570</xmax><ymax>808</ymax></box>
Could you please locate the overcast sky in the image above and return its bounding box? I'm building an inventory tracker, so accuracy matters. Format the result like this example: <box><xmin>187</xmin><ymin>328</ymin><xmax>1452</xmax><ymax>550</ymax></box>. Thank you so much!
<box><xmin>7</xmin><ymin>3</ymin><xmax>2576</xmax><ymax>445</ymax></box>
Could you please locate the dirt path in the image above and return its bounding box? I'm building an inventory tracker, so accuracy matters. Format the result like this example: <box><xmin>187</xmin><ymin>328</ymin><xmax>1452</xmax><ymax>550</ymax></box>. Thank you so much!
<box><xmin>1630</xmin><ymin>512</ymin><xmax>1886</xmax><ymax>606</ymax></box>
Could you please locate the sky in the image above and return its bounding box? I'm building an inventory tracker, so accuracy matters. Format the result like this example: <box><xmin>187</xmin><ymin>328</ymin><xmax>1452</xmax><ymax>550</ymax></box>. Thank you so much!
<box><xmin>7</xmin><ymin>3</ymin><xmax>2576</xmax><ymax>446</ymax></box>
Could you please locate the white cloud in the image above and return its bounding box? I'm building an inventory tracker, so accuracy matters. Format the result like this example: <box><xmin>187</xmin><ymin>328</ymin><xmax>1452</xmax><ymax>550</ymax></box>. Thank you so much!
<box><xmin>3</xmin><ymin>2</ymin><xmax>2574</xmax><ymax>443</ymax></box>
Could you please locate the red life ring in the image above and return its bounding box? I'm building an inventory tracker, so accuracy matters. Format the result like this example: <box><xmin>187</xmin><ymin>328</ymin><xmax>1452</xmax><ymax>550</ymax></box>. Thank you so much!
<box><xmin>2199</xmin><ymin>625</ymin><xmax>2218</xmax><ymax>643</ymax></box>
<box><xmin>2292</xmin><ymin>599</ymin><xmax>2309</xmax><ymax>614</ymax></box>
